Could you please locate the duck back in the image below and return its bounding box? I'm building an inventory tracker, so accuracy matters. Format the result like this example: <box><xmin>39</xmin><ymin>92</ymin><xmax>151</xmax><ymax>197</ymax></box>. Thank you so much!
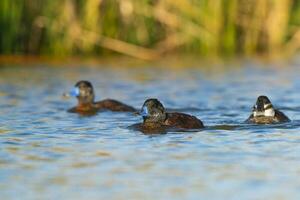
<box><xmin>165</xmin><ymin>112</ymin><xmax>204</xmax><ymax>129</ymax></box>
<box><xmin>95</xmin><ymin>99</ymin><xmax>136</xmax><ymax>112</ymax></box>
<box><xmin>274</xmin><ymin>110</ymin><xmax>290</xmax><ymax>122</ymax></box>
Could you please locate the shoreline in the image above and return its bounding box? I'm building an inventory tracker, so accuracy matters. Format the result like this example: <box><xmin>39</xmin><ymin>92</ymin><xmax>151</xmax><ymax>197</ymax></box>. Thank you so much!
<box><xmin>0</xmin><ymin>54</ymin><xmax>295</xmax><ymax>69</ymax></box>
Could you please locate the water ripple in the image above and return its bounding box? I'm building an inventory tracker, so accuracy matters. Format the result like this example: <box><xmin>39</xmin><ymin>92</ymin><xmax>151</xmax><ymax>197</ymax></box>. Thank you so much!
<box><xmin>1</xmin><ymin>64</ymin><xmax>300</xmax><ymax>199</ymax></box>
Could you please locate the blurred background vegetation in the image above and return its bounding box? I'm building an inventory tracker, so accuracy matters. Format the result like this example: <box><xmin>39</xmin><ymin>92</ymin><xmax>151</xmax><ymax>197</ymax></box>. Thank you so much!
<box><xmin>1</xmin><ymin>0</ymin><xmax>300</xmax><ymax>60</ymax></box>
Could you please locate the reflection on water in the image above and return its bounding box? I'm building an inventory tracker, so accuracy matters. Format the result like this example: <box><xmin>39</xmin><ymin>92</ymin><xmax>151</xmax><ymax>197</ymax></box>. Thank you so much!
<box><xmin>1</xmin><ymin>59</ymin><xmax>300</xmax><ymax>199</ymax></box>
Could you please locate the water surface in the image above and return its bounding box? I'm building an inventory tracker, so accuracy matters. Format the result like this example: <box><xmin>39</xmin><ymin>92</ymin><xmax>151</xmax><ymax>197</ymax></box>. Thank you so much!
<box><xmin>1</xmin><ymin>59</ymin><xmax>300</xmax><ymax>199</ymax></box>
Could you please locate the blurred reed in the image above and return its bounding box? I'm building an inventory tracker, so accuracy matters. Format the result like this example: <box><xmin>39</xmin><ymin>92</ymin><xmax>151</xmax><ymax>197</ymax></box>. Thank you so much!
<box><xmin>1</xmin><ymin>0</ymin><xmax>300</xmax><ymax>60</ymax></box>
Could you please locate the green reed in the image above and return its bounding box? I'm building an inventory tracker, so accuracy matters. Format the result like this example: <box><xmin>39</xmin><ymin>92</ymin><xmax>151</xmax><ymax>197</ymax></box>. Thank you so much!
<box><xmin>1</xmin><ymin>0</ymin><xmax>300</xmax><ymax>59</ymax></box>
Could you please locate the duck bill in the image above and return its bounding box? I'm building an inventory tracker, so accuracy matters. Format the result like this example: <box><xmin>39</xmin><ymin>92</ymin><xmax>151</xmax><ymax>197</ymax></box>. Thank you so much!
<box><xmin>70</xmin><ymin>87</ymin><xmax>80</xmax><ymax>97</ymax></box>
<box><xmin>140</xmin><ymin>106</ymin><xmax>149</xmax><ymax>117</ymax></box>
<box><xmin>63</xmin><ymin>87</ymin><xmax>80</xmax><ymax>98</ymax></box>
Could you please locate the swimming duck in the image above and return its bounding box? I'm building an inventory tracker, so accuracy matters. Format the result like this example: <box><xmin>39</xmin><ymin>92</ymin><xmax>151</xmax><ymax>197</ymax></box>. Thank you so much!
<box><xmin>245</xmin><ymin>95</ymin><xmax>290</xmax><ymax>124</ymax></box>
<box><xmin>65</xmin><ymin>80</ymin><xmax>136</xmax><ymax>114</ymax></box>
<box><xmin>130</xmin><ymin>98</ymin><xmax>204</xmax><ymax>133</ymax></box>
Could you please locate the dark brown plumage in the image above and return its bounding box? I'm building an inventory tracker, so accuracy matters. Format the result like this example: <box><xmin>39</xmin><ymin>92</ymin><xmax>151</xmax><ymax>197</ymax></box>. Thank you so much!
<box><xmin>130</xmin><ymin>98</ymin><xmax>204</xmax><ymax>133</ymax></box>
<box><xmin>129</xmin><ymin>122</ymin><xmax>169</xmax><ymax>134</ymax></box>
<box><xmin>94</xmin><ymin>99</ymin><xmax>136</xmax><ymax>112</ymax></box>
<box><xmin>165</xmin><ymin>112</ymin><xmax>204</xmax><ymax>129</ymax></box>
<box><xmin>67</xmin><ymin>81</ymin><xmax>135</xmax><ymax>114</ymax></box>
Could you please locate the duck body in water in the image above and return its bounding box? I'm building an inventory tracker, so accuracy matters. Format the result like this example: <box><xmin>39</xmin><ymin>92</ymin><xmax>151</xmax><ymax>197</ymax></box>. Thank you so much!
<box><xmin>130</xmin><ymin>98</ymin><xmax>204</xmax><ymax>134</ymax></box>
<box><xmin>245</xmin><ymin>95</ymin><xmax>290</xmax><ymax>124</ymax></box>
<box><xmin>66</xmin><ymin>81</ymin><xmax>136</xmax><ymax>115</ymax></box>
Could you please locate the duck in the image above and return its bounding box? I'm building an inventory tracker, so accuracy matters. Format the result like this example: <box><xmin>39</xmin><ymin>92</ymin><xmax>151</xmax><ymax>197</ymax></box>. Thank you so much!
<box><xmin>245</xmin><ymin>95</ymin><xmax>290</xmax><ymax>124</ymax></box>
<box><xmin>65</xmin><ymin>80</ymin><xmax>136</xmax><ymax>114</ymax></box>
<box><xmin>130</xmin><ymin>98</ymin><xmax>204</xmax><ymax>133</ymax></box>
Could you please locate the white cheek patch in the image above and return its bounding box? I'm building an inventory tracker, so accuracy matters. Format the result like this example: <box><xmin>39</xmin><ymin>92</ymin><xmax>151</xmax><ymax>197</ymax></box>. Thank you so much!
<box><xmin>253</xmin><ymin>111</ymin><xmax>257</xmax><ymax>117</ymax></box>
<box><xmin>253</xmin><ymin>111</ymin><xmax>263</xmax><ymax>117</ymax></box>
<box><xmin>264</xmin><ymin>103</ymin><xmax>272</xmax><ymax>109</ymax></box>
<box><xmin>264</xmin><ymin>108</ymin><xmax>275</xmax><ymax>117</ymax></box>
<box><xmin>254</xmin><ymin>108</ymin><xmax>275</xmax><ymax>117</ymax></box>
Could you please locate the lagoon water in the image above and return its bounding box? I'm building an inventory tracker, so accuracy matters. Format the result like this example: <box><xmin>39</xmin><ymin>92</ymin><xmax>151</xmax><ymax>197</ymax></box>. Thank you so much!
<box><xmin>1</xmin><ymin>59</ymin><xmax>300</xmax><ymax>199</ymax></box>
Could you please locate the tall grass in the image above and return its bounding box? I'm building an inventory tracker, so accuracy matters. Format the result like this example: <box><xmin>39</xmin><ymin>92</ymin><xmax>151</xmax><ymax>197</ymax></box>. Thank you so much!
<box><xmin>1</xmin><ymin>0</ymin><xmax>300</xmax><ymax>59</ymax></box>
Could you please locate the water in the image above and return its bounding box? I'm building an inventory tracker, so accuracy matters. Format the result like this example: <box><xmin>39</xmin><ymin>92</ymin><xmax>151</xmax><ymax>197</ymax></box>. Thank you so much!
<box><xmin>1</xmin><ymin>59</ymin><xmax>300</xmax><ymax>199</ymax></box>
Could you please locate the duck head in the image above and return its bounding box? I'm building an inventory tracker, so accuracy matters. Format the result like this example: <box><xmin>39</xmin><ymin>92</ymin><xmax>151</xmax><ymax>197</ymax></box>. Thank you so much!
<box><xmin>140</xmin><ymin>98</ymin><xmax>167</xmax><ymax>123</ymax></box>
<box><xmin>68</xmin><ymin>80</ymin><xmax>95</xmax><ymax>104</ymax></box>
<box><xmin>252</xmin><ymin>95</ymin><xmax>275</xmax><ymax>117</ymax></box>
